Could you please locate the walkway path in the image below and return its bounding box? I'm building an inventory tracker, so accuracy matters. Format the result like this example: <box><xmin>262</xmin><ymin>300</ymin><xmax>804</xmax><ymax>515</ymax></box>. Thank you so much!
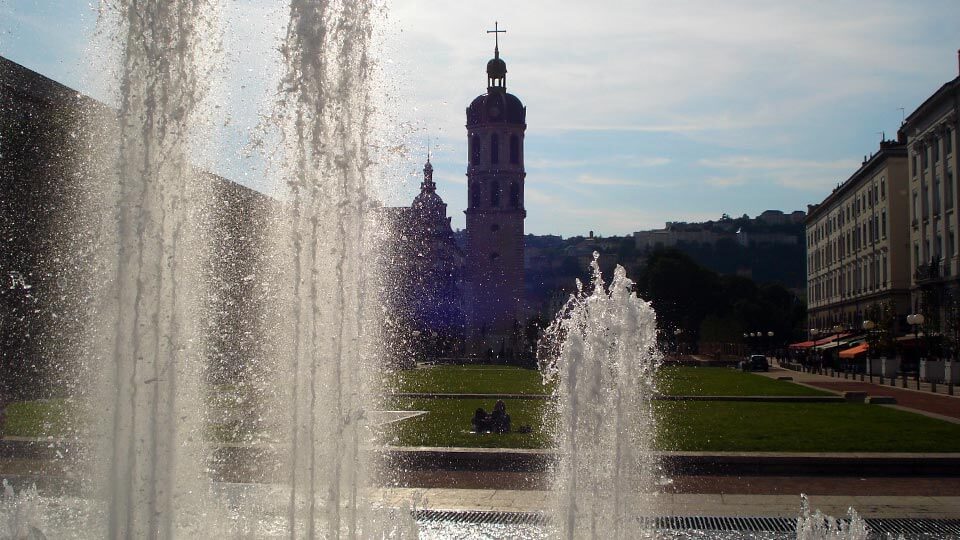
<box><xmin>760</xmin><ymin>365</ymin><xmax>960</xmax><ymax>422</ymax></box>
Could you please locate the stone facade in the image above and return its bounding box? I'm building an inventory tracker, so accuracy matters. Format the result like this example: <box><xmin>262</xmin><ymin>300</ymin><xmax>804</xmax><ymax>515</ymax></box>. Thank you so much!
<box><xmin>901</xmin><ymin>64</ymin><xmax>960</xmax><ymax>340</ymax></box>
<box><xmin>806</xmin><ymin>139</ymin><xmax>911</xmax><ymax>333</ymax></box>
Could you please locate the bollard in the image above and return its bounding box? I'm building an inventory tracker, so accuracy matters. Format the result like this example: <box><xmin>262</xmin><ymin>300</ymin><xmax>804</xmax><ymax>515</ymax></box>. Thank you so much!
<box><xmin>902</xmin><ymin>373</ymin><xmax>907</xmax><ymax>388</ymax></box>
<box><xmin>932</xmin><ymin>381</ymin><xmax>937</xmax><ymax>393</ymax></box>
<box><xmin>916</xmin><ymin>376</ymin><xmax>920</xmax><ymax>390</ymax></box>
<box><xmin>879</xmin><ymin>375</ymin><xmax>884</xmax><ymax>385</ymax></box>
<box><xmin>950</xmin><ymin>383</ymin><xmax>954</xmax><ymax>396</ymax></box>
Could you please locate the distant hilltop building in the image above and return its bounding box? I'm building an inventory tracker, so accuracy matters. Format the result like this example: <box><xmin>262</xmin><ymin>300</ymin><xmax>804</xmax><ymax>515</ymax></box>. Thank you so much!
<box><xmin>633</xmin><ymin>211</ymin><xmax>805</xmax><ymax>251</ymax></box>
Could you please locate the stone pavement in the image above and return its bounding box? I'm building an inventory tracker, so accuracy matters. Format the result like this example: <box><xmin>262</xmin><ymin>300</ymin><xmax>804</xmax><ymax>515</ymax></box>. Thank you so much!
<box><xmin>372</xmin><ymin>487</ymin><xmax>960</xmax><ymax>518</ymax></box>
<box><xmin>759</xmin><ymin>364</ymin><xmax>960</xmax><ymax>423</ymax></box>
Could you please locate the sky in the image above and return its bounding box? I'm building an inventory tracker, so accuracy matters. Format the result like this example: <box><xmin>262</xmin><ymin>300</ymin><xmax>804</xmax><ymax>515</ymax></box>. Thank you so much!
<box><xmin>2</xmin><ymin>1</ymin><xmax>960</xmax><ymax>237</ymax></box>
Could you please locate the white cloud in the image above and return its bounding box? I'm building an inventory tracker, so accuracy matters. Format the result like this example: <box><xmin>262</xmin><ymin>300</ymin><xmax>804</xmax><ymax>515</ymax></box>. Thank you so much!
<box><xmin>575</xmin><ymin>174</ymin><xmax>672</xmax><ymax>188</ymax></box>
<box><xmin>698</xmin><ymin>156</ymin><xmax>859</xmax><ymax>171</ymax></box>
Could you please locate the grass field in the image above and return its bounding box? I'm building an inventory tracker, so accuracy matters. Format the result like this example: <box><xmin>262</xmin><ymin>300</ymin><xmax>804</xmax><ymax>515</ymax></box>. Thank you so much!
<box><xmin>6</xmin><ymin>366</ymin><xmax>960</xmax><ymax>453</ymax></box>
<box><xmin>381</xmin><ymin>398</ymin><xmax>960</xmax><ymax>452</ymax></box>
<box><xmin>655</xmin><ymin>401</ymin><xmax>960</xmax><ymax>452</ymax></box>
<box><xmin>1</xmin><ymin>398</ymin><xmax>76</xmax><ymax>438</ymax></box>
<box><xmin>381</xmin><ymin>397</ymin><xmax>550</xmax><ymax>449</ymax></box>
<box><xmin>656</xmin><ymin>366</ymin><xmax>832</xmax><ymax>396</ymax></box>
<box><xmin>388</xmin><ymin>364</ymin><xmax>550</xmax><ymax>395</ymax></box>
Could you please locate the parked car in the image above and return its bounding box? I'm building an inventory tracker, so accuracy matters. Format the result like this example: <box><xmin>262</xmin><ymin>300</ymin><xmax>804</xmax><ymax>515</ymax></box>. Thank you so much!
<box><xmin>740</xmin><ymin>354</ymin><xmax>769</xmax><ymax>372</ymax></box>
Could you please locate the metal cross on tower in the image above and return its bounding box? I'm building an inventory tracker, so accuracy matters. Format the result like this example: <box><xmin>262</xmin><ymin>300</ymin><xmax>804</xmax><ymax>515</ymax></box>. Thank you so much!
<box><xmin>487</xmin><ymin>21</ymin><xmax>506</xmax><ymax>55</ymax></box>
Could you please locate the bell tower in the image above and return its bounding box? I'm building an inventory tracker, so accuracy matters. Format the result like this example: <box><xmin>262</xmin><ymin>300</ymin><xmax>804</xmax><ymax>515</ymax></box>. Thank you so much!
<box><xmin>464</xmin><ymin>22</ymin><xmax>527</xmax><ymax>356</ymax></box>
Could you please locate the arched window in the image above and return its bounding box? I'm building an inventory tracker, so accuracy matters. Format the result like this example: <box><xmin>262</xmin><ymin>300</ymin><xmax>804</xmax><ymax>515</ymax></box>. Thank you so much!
<box><xmin>491</xmin><ymin>134</ymin><xmax>500</xmax><ymax>164</ymax></box>
<box><xmin>470</xmin><ymin>183</ymin><xmax>480</xmax><ymax>209</ymax></box>
<box><xmin>470</xmin><ymin>135</ymin><xmax>480</xmax><ymax>165</ymax></box>
<box><xmin>509</xmin><ymin>134</ymin><xmax>520</xmax><ymax>164</ymax></box>
<box><xmin>490</xmin><ymin>180</ymin><xmax>501</xmax><ymax>207</ymax></box>
<box><xmin>509</xmin><ymin>181</ymin><xmax>519</xmax><ymax>207</ymax></box>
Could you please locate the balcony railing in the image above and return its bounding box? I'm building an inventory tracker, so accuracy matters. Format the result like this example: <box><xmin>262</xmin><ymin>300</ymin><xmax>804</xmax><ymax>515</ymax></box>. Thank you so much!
<box><xmin>915</xmin><ymin>258</ymin><xmax>952</xmax><ymax>284</ymax></box>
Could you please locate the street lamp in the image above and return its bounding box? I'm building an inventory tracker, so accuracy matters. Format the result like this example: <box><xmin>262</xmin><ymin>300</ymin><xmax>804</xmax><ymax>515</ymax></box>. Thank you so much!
<box><xmin>907</xmin><ymin>313</ymin><xmax>925</xmax><ymax>361</ymax></box>
<box><xmin>863</xmin><ymin>319</ymin><xmax>876</xmax><ymax>374</ymax></box>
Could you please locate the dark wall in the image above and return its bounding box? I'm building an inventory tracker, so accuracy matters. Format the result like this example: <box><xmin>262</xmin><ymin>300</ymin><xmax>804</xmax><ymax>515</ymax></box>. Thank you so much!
<box><xmin>1</xmin><ymin>56</ymin><xmax>278</xmax><ymax>400</ymax></box>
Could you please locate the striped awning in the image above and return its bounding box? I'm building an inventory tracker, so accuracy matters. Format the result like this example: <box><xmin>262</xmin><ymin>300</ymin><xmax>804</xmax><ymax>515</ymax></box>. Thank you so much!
<box><xmin>839</xmin><ymin>342</ymin><xmax>869</xmax><ymax>359</ymax></box>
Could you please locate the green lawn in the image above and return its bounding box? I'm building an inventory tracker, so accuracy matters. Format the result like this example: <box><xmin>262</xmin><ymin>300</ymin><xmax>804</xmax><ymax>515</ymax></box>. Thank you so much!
<box><xmin>381</xmin><ymin>397</ymin><xmax>551</xmax><ymax>449</ymax></box>
<box><xmin>7</xmin><ymin>366</ymin><xmax>959</xmax><ymax>453</ymax></box>
<box><xmin>656</xmin><ymin>401</ymin><xmax>960</xmax><ymax>453</ymax></box>
<box><xmin>388</xmin><ymin>364</ymin><xmax>831</xmax><ymax>397</ymax></box>
<box><xmin>379</xmin><ymin>398</ymin><xmax>960</xmax><ymax>452</ymax></box>
<box><xmin>1</xmin><ymin>398</ymin><xmax>77</xmax><ymax>438</ymax></box>
<box><xmin>388</xmin><ymin>365</ymin><xmax>551</xmax><ymax>395</ymax></box>
<box><xmin>656</xmin><ymin>366</ymin><xmax>831</xmax><ymax>397</ymax></box>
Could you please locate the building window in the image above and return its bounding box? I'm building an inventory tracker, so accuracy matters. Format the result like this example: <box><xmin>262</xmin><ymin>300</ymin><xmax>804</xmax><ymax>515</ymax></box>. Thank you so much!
<box><xmin>470</xmin><ymin>183</ymin><xmax>480</xmax><ymax>208</ymax></box>
<box><xmin>509</xmin><ymin>134</ymin><xmax>520</xmax><ymax>164</ymax></box>
<box><xmin>509</xmin><ymin>181</ymin><xmax>519</xmax><ymax>207</ymax></box>
<box><xmin>946</xmin><ymin>129</ymin><xmax>953</xmax><ymax>155</ymax></box>
<box><xmin>881</xmin><ymin>210</ymin><xmax>886</xmax><ymax>239</ymax></box>
<box><xmin>933</xmin><ymin>136</ymin><xmax>940</xmax><ymax>162</ymax></box>
<box><xmin>949</xmin><ymin>231</ymin><xmax>956</xmax><ymax>262</ymax></box>
<box><xmin>880</xmin><ymin>176</ymin><xmax>886</xmax><ymax>199</ymax></box>
<box><xmin>934</xmin><ymin>176</ymin><xmax>941</xmax><ymax>215</ymax></box>
<box><xmin>911</xmin><ymin>154</ymin><xmax>918</xmax><ymax>176</ymax></box>
<box><xmin>947</xmin><ymin>170</ymin><xmax>955</xmax><ymax>211</ymax></box>
<box><xmin>470</xmin><ymin>135</ymin><xmax>480</xmax><ymax>164</ymax></box>
<box><xmin>490</xmin><ymin>180</ymin><xmax>501</xmax><ymax>207</ymax></box>
<box><xmin>491</xmin><ymin>133</ymin><xmax>500</xmax><ymax>164</ymax></box>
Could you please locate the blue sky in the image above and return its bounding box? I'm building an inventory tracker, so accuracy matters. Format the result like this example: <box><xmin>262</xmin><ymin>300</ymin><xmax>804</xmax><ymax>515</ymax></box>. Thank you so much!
<box><xmin>3</xmin><ymin>1</ymin><xmax>960</xmax><ymax>237</ymax></box>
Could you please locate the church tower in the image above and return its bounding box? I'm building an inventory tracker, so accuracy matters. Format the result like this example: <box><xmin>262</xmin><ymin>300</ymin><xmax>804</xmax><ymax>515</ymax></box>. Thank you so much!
<box><xmin>464</xmin><ymin>25</ymin><xmax>526</xmax><ymax>355</ymax></box>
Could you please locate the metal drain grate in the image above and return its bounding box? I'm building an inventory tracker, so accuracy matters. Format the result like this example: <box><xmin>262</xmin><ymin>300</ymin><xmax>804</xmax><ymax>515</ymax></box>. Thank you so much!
<box><xmin>414</xmin><ymin>510</ymin><xmax>548</xmax><ymax>526</ymax></box>
<box><xmin>413</xmin><ymin>511</ymin><xmax>960</xmax><ymax>538</ymax></box>
<box><xmin>864</xmin><ymin>518</ymin><xmax>960</xmax><ymax>537</ymax></box>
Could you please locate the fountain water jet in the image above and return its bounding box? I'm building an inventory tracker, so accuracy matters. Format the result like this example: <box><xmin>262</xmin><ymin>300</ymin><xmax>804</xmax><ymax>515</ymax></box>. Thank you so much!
<box><xmin>539</xmin><ymin>253</ymin><xmax>662</xmax><ymax>539</ymax></box>
<box><xmin>83</xmin><ymin>1</ymin><xmax>222</xmax><ymax>537</ymax></box>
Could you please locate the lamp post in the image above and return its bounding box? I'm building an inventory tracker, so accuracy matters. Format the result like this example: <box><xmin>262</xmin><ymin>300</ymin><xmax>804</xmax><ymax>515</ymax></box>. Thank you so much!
<box><xmin>907</xmin><ymin>313</ymin><xmax>925</xmax><ymax>362</ymax></box>
<box><xmin>863</xmin><ymin>319</ymin><xmax>876</xmax><ymax>377</ymax></box>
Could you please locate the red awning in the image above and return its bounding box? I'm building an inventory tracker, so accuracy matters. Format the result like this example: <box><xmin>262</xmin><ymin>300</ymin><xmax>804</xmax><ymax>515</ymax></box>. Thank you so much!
<box><xmin>839</xmin><ymin>342</ymin><xmax>868</xmax><ymax>359</ymax></box>
<box><xmin>789</xmin><ymin>333</ymin><xmax>847</xmax><ymax>350</ymax></box>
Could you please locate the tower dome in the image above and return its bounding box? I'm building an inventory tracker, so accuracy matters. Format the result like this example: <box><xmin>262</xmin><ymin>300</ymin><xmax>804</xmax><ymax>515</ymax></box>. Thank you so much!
<box><xmin>486</xmin><ymin>56</ymin><xmax>507</xmax><ymax>79</ymax></box>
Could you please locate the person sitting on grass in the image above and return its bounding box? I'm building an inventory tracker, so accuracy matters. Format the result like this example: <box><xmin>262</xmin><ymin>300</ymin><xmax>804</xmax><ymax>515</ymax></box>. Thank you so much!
<box><xmin>490</xmin><ymin>399</ymin><xmax>511</xmax><ymax>433</ymax></box>
<box><xmin>471</xmin><ymin>407</ymin><xmax>490</xmax><ymax>433</ymax></box>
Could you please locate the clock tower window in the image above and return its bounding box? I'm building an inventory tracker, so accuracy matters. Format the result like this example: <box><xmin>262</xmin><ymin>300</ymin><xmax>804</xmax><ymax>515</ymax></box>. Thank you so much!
<box><xmin>470</xmin><ymin>135</ymin><xmax>480</xmax><ymax>165</ymax></box>
<box><xmin>510</xmin><ymin>135</ymin><xmax>519</xmax><ymax>164</ymax></box>
<box><xmin>491</xmin><ymin>133</ymin><xmax>500</xmax><ymax>164</ymax></box>
<box><xmin>509</xmin><ymin>181</ymin><xmax>519</xmax><ymax>208</ymax></box>
<box><xmin>490</xmin><ymin>180</ymin><xmax>501</xmax><ymax>207</ymax></box>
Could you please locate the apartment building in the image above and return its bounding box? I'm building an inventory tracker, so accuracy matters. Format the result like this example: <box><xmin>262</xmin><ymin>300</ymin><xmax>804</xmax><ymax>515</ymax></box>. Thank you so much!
<box><xmin>806</xmin><ymin>139</ymin><xmax>911</xmax><ymax>332</ymax></box>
